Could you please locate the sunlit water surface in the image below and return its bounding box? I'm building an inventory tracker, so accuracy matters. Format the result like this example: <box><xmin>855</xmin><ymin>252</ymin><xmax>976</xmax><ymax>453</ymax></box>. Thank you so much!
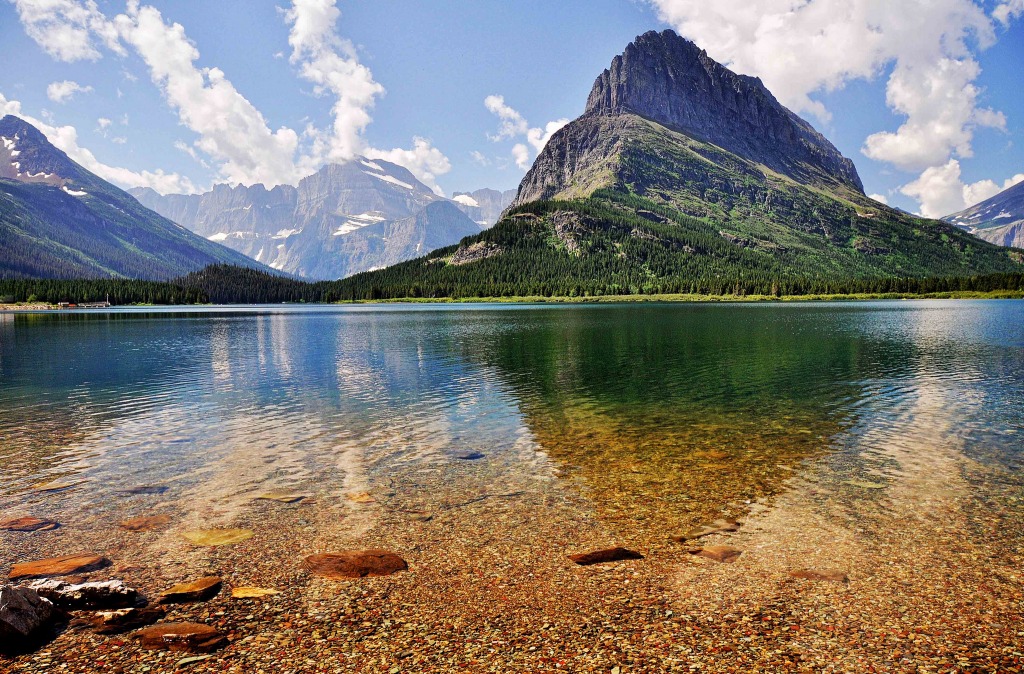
<box><xmin>1</xmin><ymin>301</ymin><xmax>1022</xmax><ymax>532</ymax></box>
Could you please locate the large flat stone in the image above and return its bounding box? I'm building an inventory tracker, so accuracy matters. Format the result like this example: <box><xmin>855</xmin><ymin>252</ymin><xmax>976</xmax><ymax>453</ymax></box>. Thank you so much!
<box><xmin>135</xmin><ymin>622</ymin><xmax>226</xmax><ymax>653</ymax></box>
<box><xmin>158</xmin><ymin>576</ymin><xmax>222</xmax><ymax>604</ymax></box>
<box><xmin>0</xmin><ymin>517</ymin><xmax>59</xmax><ymax>532</ymax></box>
<box><xmin>26</xmin><ymin>579</ymin><xmax>139</xmax><ymax>609</ymax></box>
<box><xmin>8</xmin><ymin>554</ymin><xmax>110</xmax><ymax>581</ymax></box>
<box><xmin>304</xmin><ymin>551</ymin><xmax>408</xmax><ymax>579</ymax></box>
<box><xmin>73</xmin><ymin>606</ymin><xmax>166</xmax><ymax>634</ymax></box>
<box><xmin>568</xmin><ymin>547</ymin><xmax>644</xmax><ymax>565</ymax></box>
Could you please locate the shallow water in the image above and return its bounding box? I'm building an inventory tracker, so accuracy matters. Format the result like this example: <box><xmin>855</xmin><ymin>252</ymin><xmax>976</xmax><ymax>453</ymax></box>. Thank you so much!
<box><xmin>1</xmin><ymin>301</ymin><xmax>1022</xmax><ymax>536</ymax></box>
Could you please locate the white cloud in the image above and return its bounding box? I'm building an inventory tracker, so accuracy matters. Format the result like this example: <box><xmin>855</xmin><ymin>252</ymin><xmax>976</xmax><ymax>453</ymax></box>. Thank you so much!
<box><xmin>46</xmin><ymin>80</ymin><xmax>92</xmax><ymax>103</ymax></box>
<box><xmin>484</xmin><ymin>95</ymin><xmax>528</xmax><ymax>141</ymax></box>
<box><xmin>113</xmin><ymin>3</ymin><xmax>304</xmax><ymax>187</ymax></box>
<box><xmin>365</xmin><ymin>138</ymin><xmax>451</xmax><ymax>196</ymax></box>
<box><xmin>11</xmin><ymin>0</ymin><xmax>122</xmax><ymax>62</ymax></box>
<box><xmin>994</xmin><ymin>0</ymin><xmax>1024</xmax><ymax>23</ymax></box>
<box><xmin>285</xmin><ymin>0</ymin><xmax>384</xmax><ymax>164</ymax></box>
<box><xmin>526</xmin><ymin>119</ymin><xmax>570</xmax><ymax>154</ymax></box>
<box><xmin>96</xmin><ymin>117</ymin><xmax>111</xmax><ymax>130</ymax></box>
<box><xmin>12</xmin><ymin>0</ymin><xmax>452</xmax><ymax>195</ymax></box>
<box><xmin>869</xmin><ymin>193</ymin><xmax>889</xmax><ymax>205</ymax></box>
<box><xmin>900</xmin><ymin>159</ymin><xmax>1024</xmax><ymax>218</ymax></box>
<box><xmin>646</xmin><ymin>0</ymin><xmax>1016</xmax><ymax>215</ymax></box>
<box><xmin>511</xmin><ymin>143</ymin><xmax>531</xmax><ymax>171</ymax></box>
<box><xmin>485</xmin><ymin>96</ymin><xmax>568</xmax><ymax>171</ymax></box>
<box><xmin>1</xmin><ymin>92</ymin><xmax>197</xmax><ymax>194</ymax></box>
<box><xmin>110</xmin><ymin>136</ymin><xmax>127</xmax><ymax>144</ymax></box>
<box><xmin>470</xmin><ymin>150</ymin><xmax>491</xmax><ymax>167</ymax></box>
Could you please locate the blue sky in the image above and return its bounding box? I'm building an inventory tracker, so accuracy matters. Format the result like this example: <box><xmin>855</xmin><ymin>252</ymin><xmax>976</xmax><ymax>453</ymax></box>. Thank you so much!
<box><xmin>1</xmin><ymin>0</ymin><xmax>1022</xmax><ymax>219</ymax></box>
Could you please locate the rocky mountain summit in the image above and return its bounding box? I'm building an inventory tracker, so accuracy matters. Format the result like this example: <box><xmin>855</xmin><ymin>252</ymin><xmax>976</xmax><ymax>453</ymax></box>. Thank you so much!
<box><xmin>333</xmin><ymin>30</ymin><xmax>1020</xmax><ymax>299</ymax></box>
<box><xmin>946</xmin><ymin>180</ymin><xmax>1024</xmax><ymax>249</ymax></box>
<box><xmin>515</xmin><ymin>30</ymin><xmax>862</xmax><ymax>207</ymax></box>
<box><xmin>0</xmin><ymin>115</ymin><xmax>263</xmax><ymax>279</ymax></box>
<box><xmin>132</xmin><ymin>159</ymin><xmax>483</xmax><ymax>279</ymax></box>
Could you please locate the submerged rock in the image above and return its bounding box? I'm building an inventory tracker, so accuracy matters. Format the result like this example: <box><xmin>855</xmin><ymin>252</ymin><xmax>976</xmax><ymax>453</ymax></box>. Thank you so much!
<box><xmin>26</xmin><ymin>579</ymin><xmax>138</xmax><ymax>609</ymax></box>
<box><xmin>454</xmin><ymin>451</ymin><xmax>485</xmax><ymax>461</ymax></box>
<box><xmin>304</xmin><ymin>551</ymin><xmax>408</xmax><ymax>579</ymax></box>
<box><xmin>671</xmin><ymin>519</ymin><xmax>740</xmax><ymax>542</ymax></box>
<box><xmin>0</xmin><ymin>517</ymin><xmax>59</xmax><ymax>532</ymax></box>
<box><xmin>254</xmin><ymin>492</ymin><xmax>307</xmax><ymax>504</ymax></box>
<box><xmin>789</xmin><ymin>569</ymin><xmax>849</xmax><ymax>583</ymax></box>
<box><xmin>230</xmin><ymin>587</ymin><xmax>280</xmax><ymax>599</ymax></box>
<box><xmin>345</xmin><ymin>492</ymin><xmax>377</xmax><ymax>504</ymax></box>
<box><xmin>691</xmin><ymin>546</ymin><xmax>743</xmax><ymax>563</ymax></box>
<box><xmin>8</xmin><ymin>554</ymin><xmax>111</xmax><ymax>581</ymax></box>
<box><xmin>119</xmin><ymin>485</ymin><xmax>170</xmax><ymax>496</ymax></box>
<box><xmin>120</xmin><ymin>515</ymin><xmax>172</xmax><ymax>532</ymax></box>
<box><xmin>135</xmin><ymin>622</ymin><xmax>227</xmax><ymax>653</ymax></box>
<box><xmin>0</xmin><ymin>585</ymin><xmax>60</xmax><ymax>654</ymax></box>
<box><xmin>158</xmin><ymin>576</ymin><xmax>222</xmax><ymax>604</ymax></box>
<box><xmin>181</xmin><ymin>529</ymin><xmax>253</xmax><ymax>546</ymax></box>
<box><xmin>73</xmin><ymin>606</ymin><xmax>165</xmax><ymax>634</ymax></box>
<box><xmin>568</xmin><ymin>547</ymin><xmax>645</xmax><ymax>565</ymax></box>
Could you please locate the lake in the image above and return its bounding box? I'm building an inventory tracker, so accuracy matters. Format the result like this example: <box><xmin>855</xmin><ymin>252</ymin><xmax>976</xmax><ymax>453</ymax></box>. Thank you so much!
<box><xmin>2</xmin><ymin>301</ymin><xmax>1023</xmax><ymax>671</ymax></box>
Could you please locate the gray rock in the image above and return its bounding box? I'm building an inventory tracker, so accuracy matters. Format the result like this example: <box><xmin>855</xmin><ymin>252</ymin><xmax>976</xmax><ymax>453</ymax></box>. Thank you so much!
<box><xmin>26</xmin><ymin>579</ymin><xmax>139</xmax><ymax>609</ymax></box>
<box><xmin>514</xmin><ymin>30</ymin><xmax>864</xmax><ymax>209</ymax></box>
<box><xmin>0</xmin><ymin>585</ymin><xmax>59</xmax><ymax>654</ymax></box>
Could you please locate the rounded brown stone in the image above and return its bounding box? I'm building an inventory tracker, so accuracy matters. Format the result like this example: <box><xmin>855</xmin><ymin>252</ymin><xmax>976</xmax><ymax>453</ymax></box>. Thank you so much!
<box><xmin>8</xmin><ymin>554</ymin><xmax>110</xmax><ymax>581</ymax></box>
<box><xmin>0</xmin><ymin>517</ymin><xmax>59</xmax><ymax>532</ymax></box>
<box><xmin>158</xmin><ymin>576</ymin><xmax>223</xmax><ymax>604</ymax></box>
<box><xmin>568</xmin><ymin>547</ymin><xmax>644</xmax><ymax>565</ymax></box>
<box><xmin>693</xmin><ymin>546</ymin><xmax>743</xmax><ymax>563</ymax></box>
<box><xmin>135</xmin><ymin>622</ymin><xmax>226</xmax><ymax>653</ymax></box>
<box><xmin>789</xmin><ymin>569</ymin><xmax>849</xmax><ymax>583</ymax></box>
<box><xmin>119</xmin><ymin>515</ymin><xmax>171</xmax><ymax>532</ymax></box>
<box><xmin>304</xmin><ymin>551</ymin><xmax>408</xmax><ymax>579</ymax></box>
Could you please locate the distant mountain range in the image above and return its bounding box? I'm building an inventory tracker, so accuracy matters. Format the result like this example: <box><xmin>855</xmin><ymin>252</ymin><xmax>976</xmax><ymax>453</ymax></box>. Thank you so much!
<box><xmin>452</xmin><ymin>188</ymin><xmax>517</xmax><ymax>227</ymax></box>
<box><xmin>131</xmin><ymin>166</ymin><xmax>508</xmax><ymax>280</ymax></box>
<box><xmin>334</xmin><ymin>30</ymin><xmax>1023</xmax><ymax>300</ymax></box>
<box><xmin>946</xmin><ymin>181</ymin><xmax>1024</xmax><ymax>249</ymax></box>
<box><xmin>0</xmin><ymin>115</ymin><xmax>262</xmax><ymax>280</ymax></box>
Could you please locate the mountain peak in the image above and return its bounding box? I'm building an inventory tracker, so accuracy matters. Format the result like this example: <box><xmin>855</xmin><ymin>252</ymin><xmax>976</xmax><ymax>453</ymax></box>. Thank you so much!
<box><xmin>0</xmin><ymin>114</ymin><xmax>83</xmax><ymax>186</ymax></box>
<box><xmin>583</xmin><ymin>30</ymin><xmax>863</xmax><ymax>192</ymax></box>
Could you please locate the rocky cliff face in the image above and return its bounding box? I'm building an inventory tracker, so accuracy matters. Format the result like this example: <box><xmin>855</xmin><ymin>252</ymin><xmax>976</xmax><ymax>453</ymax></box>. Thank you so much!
<box><xmin>132</xmin><ymin>158</ymin><xmax>482</xmax><ymax>279</ymax></box>
<box><xmin>452</xmin><ymin>188</ymin><xmax>517</xmax><ymax>226</ymax></box>
<box><xmin>514</xmin><ymin>30</ymin><xmax>863</xmax><ymax>207</ymax></box>
<box><xmin>946</xmin><ymin>180</ymin><xmax>1024</xmax><ymax>250</ymax></box>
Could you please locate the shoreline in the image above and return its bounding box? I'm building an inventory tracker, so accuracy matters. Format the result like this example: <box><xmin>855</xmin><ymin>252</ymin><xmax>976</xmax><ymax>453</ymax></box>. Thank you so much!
<box><xmin>2</xmin><ymin>290</ymin><xmax>1023</xmax><ymax>313</ymax></box>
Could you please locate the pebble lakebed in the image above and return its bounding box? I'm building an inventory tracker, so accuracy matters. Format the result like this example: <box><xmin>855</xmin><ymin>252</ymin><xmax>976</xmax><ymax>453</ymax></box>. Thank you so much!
<box><xmin>3</xmin><ymin>415</ymin><xmax>1023</xmax><ymax>674</ymax></box>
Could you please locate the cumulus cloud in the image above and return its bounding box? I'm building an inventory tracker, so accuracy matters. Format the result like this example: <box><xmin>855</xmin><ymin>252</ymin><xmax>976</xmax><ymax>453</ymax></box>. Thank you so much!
<box><xmin>113</xmin><ymin>3</ymin><xmax>304</xmax><ymax>187</ymax></box>
<box><xmin>527</xmin><ymin>119</ymin><xmax>570</xmax><ymax>153</ymax></box>
<box><xmin>869</xmin><ymin>193</ymin><xmax>889</xmax><ymax>205</ymax></box>
<box><xmin>900</xmin><ymin>159</ymin><xmax>1024</xmax><ymax>218</ymax></box>
<box><xmin>1</xmin><ymin>92</ymin><xmax>197</xmax><ymax>194</ymax></box>
<box><xmin>993</xmin><ymin>0</ymin><xmax>1024</xmax><ymax>23</ymax></box>
<box><xmin>11</xmin><ymin>0</ymin><xmax>122</xmax><ymax>62</ymax></box>
<box><xmin>46</xmin><ymin>80</ymin><xmax>92</xmax><ymax>103</ymax></box>
<box><xmin>511</xmin><ymin>143</ymin><xmax>531</xmax><ymax>171</ymax></box>
<box><xmin>284</xmin><ymin>0</ymin><xmax>384</xmax><ymax>164</ymax></box>
<box><xmin>485</xmin><ymin>96</ymin><xmax>568</xmax><ymax>171</ymax></box>
<box><xmin>365</xmin><ymin>137</ymin><xmax>451</xmax><ymax>196</ymax></box>
<box><xmin>484</xmin><ymin>95</ymin><xmax>529</xmax><ymax>141</ymax></box>
<box><xmin>646</xmin><ymin>0</ymin><xmax>1017</xmax><ymax>215</ymax></box>
<box><xmin>11</xmin><ymin>0</ymin><xmax>451</xmax><ymax>193</ymax></box>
